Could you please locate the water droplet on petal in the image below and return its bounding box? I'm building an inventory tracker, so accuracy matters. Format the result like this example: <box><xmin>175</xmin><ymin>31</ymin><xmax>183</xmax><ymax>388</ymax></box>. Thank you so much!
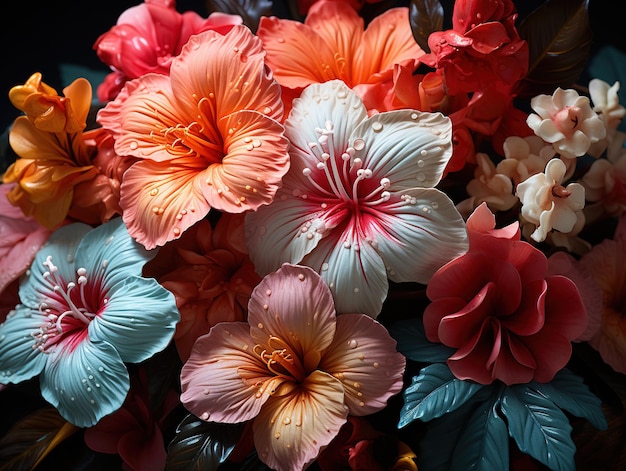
<box><xmin>371</xmin><ymin>121</ymin><xmax>383</xmax><ymax>132</ymax></box>
<box><xmin>348</xmin><ymin>339</ymin><xmax>358</xmax><ymax>349</ymax></box>
<box><xmin>353</xmin><ymin>138</ymin><xmax>365</xmax><ymax>151</ymax></box>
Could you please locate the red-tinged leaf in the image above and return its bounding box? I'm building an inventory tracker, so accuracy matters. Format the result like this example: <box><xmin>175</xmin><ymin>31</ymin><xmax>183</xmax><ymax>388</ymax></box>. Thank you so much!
<box><xmin>205</xmin><ymin>0</ymin><xmax>273</xmax><ymax>32</ymax></box>
<box><xmin>514</xmin><ymin>0</ymin><xmax>592</xmax><ymax>98</ymax></box>
<box><xmin>409</xmin><ymin>0</ymin><xmax>444</xmax><ymax>53</ymax></box>
<box><xmin>0</xmin><ymin>407</ymin><xmax>78</xmax><ymax>471</ymax></box>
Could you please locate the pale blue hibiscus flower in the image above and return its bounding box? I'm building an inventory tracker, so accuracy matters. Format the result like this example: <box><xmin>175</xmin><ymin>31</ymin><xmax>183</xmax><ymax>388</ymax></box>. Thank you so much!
<box><xmin>0</xmin><ymin>217</ymin><xmax>179</xmax><ymax>427</ymax></box>
<box><xmin>245</xmin><ymin>80</ymin><xmax>469</xmax><ymax>318</ymax></box>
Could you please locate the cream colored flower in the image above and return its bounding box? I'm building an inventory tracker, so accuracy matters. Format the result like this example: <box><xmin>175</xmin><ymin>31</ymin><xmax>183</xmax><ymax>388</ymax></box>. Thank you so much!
<box><xmin>462</xmin><ymin>152</ymin><xmax>517</xmax><ymax>213</ymax></box>
<box><xmin>589</xmin><ymin>79</ymin><xmax>626</xmax><ymax>132</ymax></box>
<box><xmin>526</xmin><ymin>88</ymin><xmax>606</xmax><ymax>159</ymax></box>
<box><xmin>496</xmin><ymin>135</ymin><xmax>555</xmax><ymax>185</ymax></box>
<box><xmin>516</xmin><ymin>158</ymin><xmax>585</xmax><ymax>242</ymax></box>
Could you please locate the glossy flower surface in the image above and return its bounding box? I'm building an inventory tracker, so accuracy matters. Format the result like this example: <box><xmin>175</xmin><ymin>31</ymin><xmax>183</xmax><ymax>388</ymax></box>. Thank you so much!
<box><xmin>3</xmin><ymin>75</ymin><xmax>101</xmax><ymax>229</ymax></box>
<box><xmin>0</xmin><ymin>218</ymin><xmax>179</xmax><ymax>427</ymax></box>
<box><xmin>245</xmin><ymin>80</ymin><xmax>468</xmax><ymax>318</ymax></box>
<box><xmin>97</xmin><ymin>25</ymin><xmax>290</xmax><ymax>250</ymax></box>
<box><xmin>421</xmin><ymin>0</ymin><xmax>528</xmax><ymax>95</ymax></box>
<box><xmin>423</xmin><ymin>203</ymin><xmax>587</xmax><ymax>385</ymax></box>
<box><xmin>256</xmin><ymin>0</ymin><xmax>423</xmax><ymax>112</ymax></box>
<box><xmin>180</xmin><ymin>263</ymin><xmax>405</xmax><ymax>471</ymax></box>
<box><xmin>93</xmin><ymin>0</ymin><xmax>242</xmax><ymax>101</ymax></box>
<box><xmin>516</xmin><ymin>158</ymin><xmax>585</xmax><ymax>242</ymax></box>
<box><xmin>526</xmin><ymin>87</ymin><xmax>606</xmax><ymax>159</ymax></box>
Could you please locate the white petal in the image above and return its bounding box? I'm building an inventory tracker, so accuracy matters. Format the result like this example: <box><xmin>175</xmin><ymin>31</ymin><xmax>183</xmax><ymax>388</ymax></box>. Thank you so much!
<box><xmin>350</xmin><ymin>110</ymin><xmax>453</xmax><ymax>189</ymax></box>
<box><xmin>373</xmin><ymin>188</ymin><xmax>468</xmax><ymax>284</ymax></box>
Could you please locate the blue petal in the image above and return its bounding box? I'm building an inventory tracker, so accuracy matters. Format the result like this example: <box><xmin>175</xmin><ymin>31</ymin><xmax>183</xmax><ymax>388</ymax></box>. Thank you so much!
<box><xmin>0</xmin><ymin>307</ymin><xmax>47</xmax><ymax>384</ymax></box>
<box><xmin>74</xmin><ymin>218</ymin><xmax>156</xmax><ymax>290</ymax></box>
<box><xmin>18</xmin><ymin>223</ymin><xmax>92</xmax><ymax>309</ymax></box>
<box><xmin>89</xmin><ymin>276</ymin><xmax>179</xmax><ymax>363</ymax></box>
<box><xmin>40</xmin><ymin>338</ymin><xmax>129</xmax><ymax>428</ymax></box>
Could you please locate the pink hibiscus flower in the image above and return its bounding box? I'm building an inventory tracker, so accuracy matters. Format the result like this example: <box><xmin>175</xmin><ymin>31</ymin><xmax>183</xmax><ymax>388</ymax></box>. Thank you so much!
<box><xmin>94</xmin><ymin>0</ymin><xmax>242</xmax><ymax>102</ymax></box>
<box><xmin>180</xmin><ymin>263</ymin><xmax>405</xmax><ymax>471</ymax></box>
<box><xmin>97</xmin><ymin>25</ymin><xmax>290</xmax><ymax>250</ymax></box>
<box><xmin>423</xmin><ymin>203</ymin><xmax>588</xmax><ymax>385</ymax></box>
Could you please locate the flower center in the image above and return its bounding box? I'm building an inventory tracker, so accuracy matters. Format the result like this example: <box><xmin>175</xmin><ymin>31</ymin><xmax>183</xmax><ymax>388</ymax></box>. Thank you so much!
<box><xmin>32</xmin><ymin>255</ymin><xmax>99</xmax><ymax>353</ymax></box>
<box><xmin>254</xmin><ymin>335</ymin><xmax>306</xmax><ymax>382</ymax></box>
<box><xmin>300</xmin><ymin>120</ymin><xmax>391</xmax><ymax>210</ymax></box>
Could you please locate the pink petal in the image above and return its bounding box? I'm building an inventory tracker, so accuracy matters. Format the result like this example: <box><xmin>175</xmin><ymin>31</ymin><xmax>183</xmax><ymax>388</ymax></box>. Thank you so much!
<box><xmin>253</xmin><ymin>371</ymin><xmax>348</xmax><ymax>471</ymax></box>
<box><xmin>248</xmin><ymin>264</ymin><xmax>337</xmax><ymax>372</ymax></box>
<box><xmin>423</xmin><ymin>297</ymin><xmax>468</xmax><ymax>343</ymax></box>
<box><xmin>180</xmin><ymin>322</ymin><xmax>282</xmax><ymax>423</ymax></box>
<box><xmin>319</xmin><ymin>314</ymin><xmax>405</xmax><ymax>415</ymax></box>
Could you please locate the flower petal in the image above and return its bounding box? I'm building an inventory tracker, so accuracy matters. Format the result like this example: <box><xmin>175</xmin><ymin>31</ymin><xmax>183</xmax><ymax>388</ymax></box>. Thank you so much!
<box><xmin>89</xmin><ymin>276</ymin><xmax>179</xmax><ymax>363</ymax></box>
<box><xmin>319</xmin><ymin>314</ymin><xmax>405</xmax><ymax>415</ymax></box>
<box><xmin>0</xmin><ymin>307</ymin><xmax>47</xmax><ymax>384</ymax></box>
<box><xmin>373</xmin><ymin>188</ymin><xmax>468</xmax><ymax>284</ymax></box>
<box><xmin>253</xmin><ymin>371</ymin><xmax>348</xmax><ymax>471</ymax></box>
<box><xmin>180</xmin><ymin>322</ymin><xmax>280</xmax><ymax>423</ymax></box>
<box><xmin>350</xmin><ymin>110</ymin><xmax>453</xmax><ymax>190</ymax></box>
<box><xmin>248</xmin><ymin>264</ymin><xmax>337</xmax><ymax>371</ymax></box>
<box><xmin>207</xmin><ymin>110</ymin><xmax>289</xmax><ymax>213</ymax></box>
<box><xmin>302</xmin><ymin>226</ymin><xmax>389</xmax><ymax>318</ymax></box>
<box><xmin>120</xmin><ymin>159</ymin><xmax>211</xmax><ymax>249</ymax></box>
<box><xmin>40</xmin><ymin>338</ymin><xmax>130</xmax><ymax>427</ymax></box>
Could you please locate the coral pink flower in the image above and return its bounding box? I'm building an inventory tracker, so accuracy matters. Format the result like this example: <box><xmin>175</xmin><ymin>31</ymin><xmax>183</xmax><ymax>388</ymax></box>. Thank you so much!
<box><xmin>144</xmin><ymin>213</ymin><xmax>261</xmax><ymax>362</ymax></box>
<box><xmin>97</xmin><ymin>25</ymin><xmax>290</xmax><ymax>250</ymax></box>
<box><xmin>180</xmin><ymin>263</ymin><xmax>405</xmax><ymax>471</ymax></box>
<box><xmin>94</xmin><ymin>0</ymin><xmax>242</xmax><ymax>102</ymax></box>
<box><xmin>574</xmin><ymin>214</ymin><xmax>626</xmax><ymax>374</ymax></box>
<box><xmin>0</xmin><ymin>183</ymin><xmax>52</xmax><ymax>294</ymax></box>
<box><xmin>256</xmin><ymin>0</ymin><xmax>423</xmax><ymax>113</ymax></box>
<box><xmin>423</xmin><ymin>203</ymin><xmax>588</xmax><ymax>385</ymax></box>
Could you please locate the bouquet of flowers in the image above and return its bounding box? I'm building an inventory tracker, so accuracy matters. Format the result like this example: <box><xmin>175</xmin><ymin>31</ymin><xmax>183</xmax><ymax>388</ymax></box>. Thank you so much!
<box><xmin>1</xmin><ymin>0</ymin><xmax>624</xmax><ymax>470</ymax></box>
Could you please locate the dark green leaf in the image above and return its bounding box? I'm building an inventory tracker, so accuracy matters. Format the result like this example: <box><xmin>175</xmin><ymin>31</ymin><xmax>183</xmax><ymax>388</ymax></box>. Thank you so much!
<box><xmin>166</xmin><ymin>414</ymin><xmax>246</xmax><ymax>471</ymax></box>
<box><xmin>501</xmin><ymin>385</ymin><xmax>576</xmax><ymax>471</ymax></box>
<box><xmin>451</xmin><ymin>399</ymin><xmax>509</xmax><ymax>471</ymax></box>
<box><xmin>399</xmin><ymin>363</ymin><xmax>485</xmax><ymax>427</ymax></box>
<box><xmin>0</xmin><ymin>407</ymin><xmax>78</xmax><ymax>471</ymax></box>
<box><xmin>418</xmin><ymin>387</ymin><xmax>495</xmax><ymax>471</ymax></box>
<box><xmin>515</xmin><ymin>0</ymin><xmax>592</xmax><ymax>98</ymax></box>
<box><xmin>389</xmin><ymin>318</ymin><xmax>455</xmax><ymax>363</ymax></box>
<box><xmin>205</xmin><ymin>0</ymin><xmax>273</xmax><ymax>33</ymax></box>
<box><xmin>528</xmin><ymin>368</ymin><xmax>607</xmax><ymax>431</ymax></box>
<box><xmin>409</xmin><ymin>0</ymin><xmax>444</xmax><ymax>53</ymax></box>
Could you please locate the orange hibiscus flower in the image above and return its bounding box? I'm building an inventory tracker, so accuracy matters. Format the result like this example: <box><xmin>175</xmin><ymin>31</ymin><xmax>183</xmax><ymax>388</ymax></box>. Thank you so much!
<box><xmin>97</xmin><ymin>25</ymin><xmax>290</xmax><ymax>250</ymax></box>
<box><xmin>256</xmin><ymin>0</ymin><xmax>423</xmax><ymax>113</ymax></box>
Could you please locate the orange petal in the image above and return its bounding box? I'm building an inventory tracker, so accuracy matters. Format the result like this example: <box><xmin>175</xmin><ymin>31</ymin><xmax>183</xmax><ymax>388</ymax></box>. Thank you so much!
<box><xmin>253</xmin><ymin>371</ymin><xmax>348</xmax><ymax>471</ymax></box>
<box><xmin>119</xmin><ymin>158</ymin><xmax>212</xmax><ymax>249</ymax></box>
<box><xmin>205</xmin><ymin>110</ymin><xmax>289</xmax><ymax>213</ymax></box>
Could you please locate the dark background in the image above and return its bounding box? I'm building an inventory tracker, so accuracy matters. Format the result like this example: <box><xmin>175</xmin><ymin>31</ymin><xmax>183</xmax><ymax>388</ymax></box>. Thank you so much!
<box><xmin>0</xmin><ymin>0</ymin><xmax>622</xmax><ymax>134</ymax></box>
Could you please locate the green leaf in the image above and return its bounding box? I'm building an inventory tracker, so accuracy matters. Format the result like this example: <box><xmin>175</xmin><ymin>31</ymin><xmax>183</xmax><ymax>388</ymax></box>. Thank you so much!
<box><xmin>389</xmin><ymin>318</ymin><xmax>455</xmax><ymax>363</ymax></box>
<box><xmin>0</xmin><ymin>407</ymin><xmax>79</xmax><ymax>471</ymax></box>
<box><xmin>399</xmin><ymin>363</ymin><xmax>485</xmax><ymax>427</ymax></box>
<box><xmin>451</xmin><ymin>399</ymin><xmax>509</xmax><ymax>471</ymax></box>
<box><xmin>205</xmin><ymin>0</ymin><xmax>273</xmax><ymax>33</ymax></box>
<box><xmin>515</xmin><ymin>0</ymin><xmax>592</xmax><ymax>98</ymax></box>
<box><xmin>501</xmin><ymin>385</ymin><xmax>576</xmax><ymax>471</ymax></box>
<box><xmin>529</xmin><ymin>368</ymin><xmax>608</xmax><ymax>431</ymax></box>
<box><xmin>166</xmin><ymin>414</ymin><xmax>246</xmax><ymax>471</ymax></box>
<box><xmin>409</xmin><ymin>0</ymin><xmax>444</xmax><ymax>53</ymax></box>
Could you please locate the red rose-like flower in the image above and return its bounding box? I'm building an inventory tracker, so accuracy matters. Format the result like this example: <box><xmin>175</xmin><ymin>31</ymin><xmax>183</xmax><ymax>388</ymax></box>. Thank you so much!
<box><xmin>421</xmin><ymin>0</ymin><xmax>528</xmax><ymax>96</ymax></box>
<box><xmin>423</xmin><ymin>203</ymin><xmax>587</xmax><ymax>385</ymax></box>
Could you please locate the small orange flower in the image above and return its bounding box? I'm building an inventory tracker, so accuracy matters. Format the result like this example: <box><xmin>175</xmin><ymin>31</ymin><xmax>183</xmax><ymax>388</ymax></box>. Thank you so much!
<box><xmin>3</xmin><ymin>74</ymin><xmax>104</xmax><ymax>229</ymax></box>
